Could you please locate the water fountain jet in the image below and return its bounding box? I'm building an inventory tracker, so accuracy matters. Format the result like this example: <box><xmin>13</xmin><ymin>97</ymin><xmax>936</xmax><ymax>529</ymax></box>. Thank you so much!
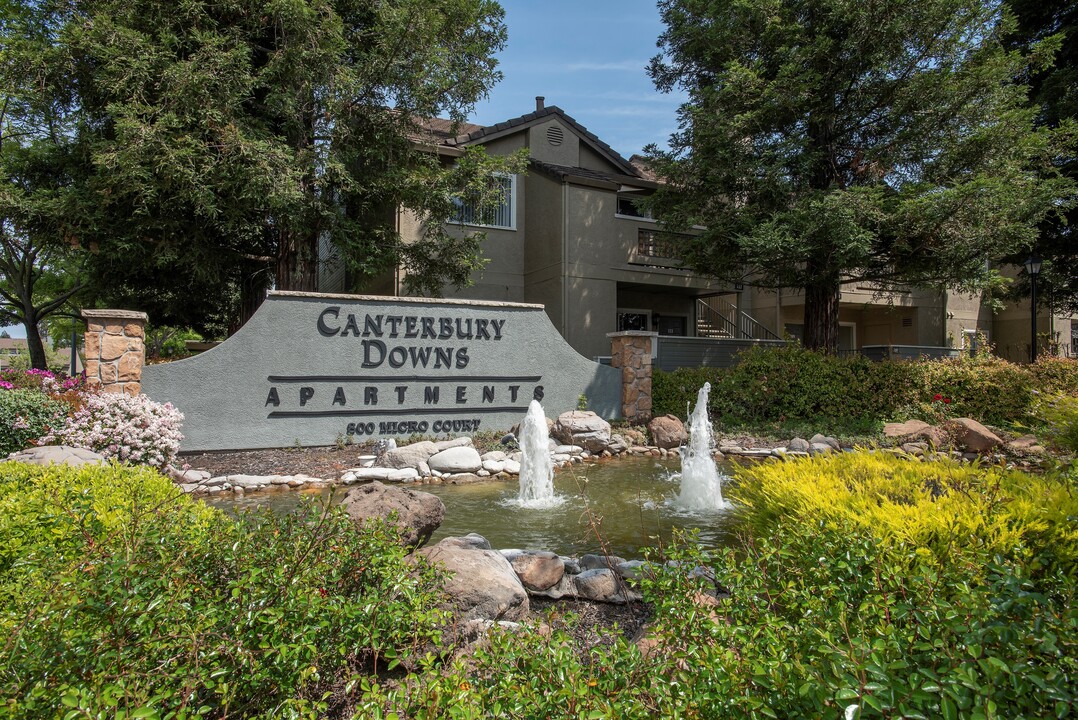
<box><xmin>515</xmin><ymin>399</ymin><xmax>562</xmax><ymax>508</ymax></box>
<box><xmin>677</xmin><ymin>382</ymin><xmax>731</xmax><ymax>511</ymax></box>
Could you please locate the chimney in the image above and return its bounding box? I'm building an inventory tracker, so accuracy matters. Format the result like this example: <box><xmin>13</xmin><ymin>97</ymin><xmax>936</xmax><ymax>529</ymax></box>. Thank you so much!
<box><xmin>535</xmin><ymin>96</ymin><xmax>545</xmax><ymax>111</ymax></box>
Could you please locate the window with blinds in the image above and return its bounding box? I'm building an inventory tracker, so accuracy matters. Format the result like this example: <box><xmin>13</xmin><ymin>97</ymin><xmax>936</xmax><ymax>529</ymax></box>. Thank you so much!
<box><xmin>452</xmin><ymin>174</ymin><xmax>515</xmax><ymax>229</ymax></box>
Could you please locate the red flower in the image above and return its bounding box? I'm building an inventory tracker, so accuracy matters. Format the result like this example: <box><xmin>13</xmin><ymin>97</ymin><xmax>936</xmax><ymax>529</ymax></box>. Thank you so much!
<box><xmin>943</xmin><ymin>397</ymin><xmax>952</xmax><ymax>404</ymax></box>
<box><xmin>933</xmin><ymin>393</ymin><xmax>943</xmax><ymax>401</ymax></box>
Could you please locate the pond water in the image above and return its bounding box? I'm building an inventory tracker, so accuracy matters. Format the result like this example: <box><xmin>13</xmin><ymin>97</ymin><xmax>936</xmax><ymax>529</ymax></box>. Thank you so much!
<box><xmin>203</xmin><ymin>457</ymin><xmax>742</xmax><ymax>559</ymax></box>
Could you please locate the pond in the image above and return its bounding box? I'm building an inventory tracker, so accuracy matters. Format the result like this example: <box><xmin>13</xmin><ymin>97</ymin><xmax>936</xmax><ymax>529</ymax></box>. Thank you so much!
<box><xmin>203</xmin><ymin>457</ymin><xmax>742</xmax><ymax>559</ymax></box>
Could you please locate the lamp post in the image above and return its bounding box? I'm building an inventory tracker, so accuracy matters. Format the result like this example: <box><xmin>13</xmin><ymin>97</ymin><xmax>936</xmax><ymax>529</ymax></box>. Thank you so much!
<box><xmin>1024</xmin><ymin>255</ymin><xmax>1042</xmax><ymax>363</ymax></box>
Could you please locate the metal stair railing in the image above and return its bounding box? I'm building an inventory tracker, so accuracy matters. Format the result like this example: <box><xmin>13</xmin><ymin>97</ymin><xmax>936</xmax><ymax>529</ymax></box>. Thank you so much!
<box><xmin>697</xmin><ymin>297</ymin><xmax>781</xmax><ymax>341</ymax></box>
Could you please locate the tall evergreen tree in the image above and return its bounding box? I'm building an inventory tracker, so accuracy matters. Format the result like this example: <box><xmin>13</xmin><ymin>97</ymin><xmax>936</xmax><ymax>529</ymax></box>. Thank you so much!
<box><xmin>647</xmin><ymin>0</ymin><xmax>1076</xmax><ymax>352</ymax></box>
<box><xmin>1</xmin><ymin>0</ymin><xmax>513</xmax><ymax>330</ymax></box>
<box><xmin>1004</xmin><ymin>0</ymin><xmax>1077</xmax><ymax>316</ymax></box>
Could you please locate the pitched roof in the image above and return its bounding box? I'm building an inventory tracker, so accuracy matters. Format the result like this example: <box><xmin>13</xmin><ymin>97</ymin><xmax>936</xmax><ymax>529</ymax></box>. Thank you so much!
<box><xmin>628</xmin><ymin>154</ymin><xmax>660</xmax><ymax>182</ymax></box>
<box><xmin>529</xmin><ymin>159</ymin><xmax>658</xmax><ymax>190</ymax></box>
<box><xmin>413</xmin><ymin>116</ymin><xmax>485</xmax><ymax>142</ymax></box>
<box><xmin>427</xmin><ymin>105</ymin><xmax>642</xmax><ymax>178</ymax></box>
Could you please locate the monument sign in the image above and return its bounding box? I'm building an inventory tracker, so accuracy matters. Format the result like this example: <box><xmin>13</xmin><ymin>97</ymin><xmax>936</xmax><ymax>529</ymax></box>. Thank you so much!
<box><xmin>142</xmin><ymin>292</ymin><xmax>621</xmax><ymax>451</ymax></box>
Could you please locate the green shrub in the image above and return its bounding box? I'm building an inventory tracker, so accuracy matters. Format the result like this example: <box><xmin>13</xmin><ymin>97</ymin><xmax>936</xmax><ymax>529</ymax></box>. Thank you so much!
<box><xmin>0</xmin><ymin>389</ymin><xmax>68</xmax><ymax>456</ymax></box>
<box><xmin>0</xmin><ymin>462</ymin><xmax>448</xmax><ymax>718</ymax></box>
<box><xmin>1034</xmin><ymin>392</ymin><xmax>1078</xmax><ymax>454</ymax></box>
<box><xmin>652</xmin><ymin>347</ymin><xmax>1078</xmax><ymax>429</ymax></box>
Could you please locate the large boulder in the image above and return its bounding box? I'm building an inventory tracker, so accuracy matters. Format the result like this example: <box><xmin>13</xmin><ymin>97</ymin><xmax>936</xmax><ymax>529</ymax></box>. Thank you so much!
<box><xmin>340</xmin><ymin>481</ymin><xmax>445</xmax><ymax>548</ymax></box>
<box><xmin>7</xmin><ymin>445</ymin><xmax>105</xmax><ymax>467</ymax></box>
<box><xmin>648</xmin><ymin>415</ymin><xmax>687</xmax><ymax>449</ymax></box>
<box><xmin>552</xmin><ymin>411</ymin><xmax>612</xmax><ymax>454</ymax></box>
<box><xmin>944</xmin><ymin>418</ymin><xmax>1003</xmax><ymax>453</ymax></box>
<box><xmin>883</xmin><ymin>420</ymin><xmax>945</xmax><ymax>446</ymax></box>
<box><xmin>418</xmin><ymin>535</ymin><xmax>529</xmax><ymax>621</ymax></box>
<box><xmin>427</xmin><ymin>446</ymin><xmax>483</xmax><ymax>474</ymax></box>
<box><xmin>379</xmin><ymin>441</ymin><xmax>439</xmax><ymax>469</ymax></box>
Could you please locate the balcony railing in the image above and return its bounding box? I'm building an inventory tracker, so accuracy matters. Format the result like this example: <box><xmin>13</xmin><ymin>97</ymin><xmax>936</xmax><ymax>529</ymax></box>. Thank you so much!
<box><xmin>634</xmin><ymin>229</ymin><xmax>692</xmax><ymax>267</ymax></box>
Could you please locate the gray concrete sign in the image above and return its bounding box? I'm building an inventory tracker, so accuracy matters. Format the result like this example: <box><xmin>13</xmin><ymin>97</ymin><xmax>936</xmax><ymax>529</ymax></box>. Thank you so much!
<box><xmin>142</xmin><ymin>292</ymin><xmax>621</xmax><ymax>451</ymax></box>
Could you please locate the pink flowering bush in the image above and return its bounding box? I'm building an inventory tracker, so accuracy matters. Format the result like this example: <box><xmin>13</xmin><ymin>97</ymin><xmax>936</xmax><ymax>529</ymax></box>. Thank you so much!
<box><xmin>0</xmin><ymin>368</ymin><xmax>86</xmax><ymax>395</ymax></box>
<box><xmin>41</xmin><ymin>393</ymin><xmax>184</xmax><ymax>468</ymax></box>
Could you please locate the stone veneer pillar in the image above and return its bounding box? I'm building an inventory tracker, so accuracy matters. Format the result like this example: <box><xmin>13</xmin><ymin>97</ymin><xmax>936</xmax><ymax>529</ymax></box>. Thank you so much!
<box><xmin>82</xmin><ymin>309</ymin><xmax>148</xmax><ymax>396</ymax></box>
<box><xmin>607</xmin><ymin>331</ymin><xmax>657</xmax><ymax>424</ymax></box>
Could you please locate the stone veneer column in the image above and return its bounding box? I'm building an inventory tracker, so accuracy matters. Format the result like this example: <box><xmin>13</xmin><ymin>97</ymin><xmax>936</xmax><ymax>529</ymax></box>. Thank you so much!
<box><xmin>82</xmin><ymin>309</ymin><xmax>148</xmax><ymax>396</ymax></box>
<box><xmin>607</xmin><ymin>331</ymin><xmax>657</xmax><ymax>424</ymax></box>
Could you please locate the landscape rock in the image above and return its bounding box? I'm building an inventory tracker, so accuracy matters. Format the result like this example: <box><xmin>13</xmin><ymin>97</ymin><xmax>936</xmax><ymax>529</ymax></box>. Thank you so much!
<box><xmin>438</xmin><ymin>533</ymin><xmax>492</xmax><ymax>551</ymax></box>
<box><xmin>228</xmin><ymin>474</ymin><xmax>272</xmax><ymax>488</ymax></box>
<box><xmin>648</xmin><ymin>415</ymin><xmax>688</xmax><ymax>449</ymax></box>
<box><xmin>552</xmin><ymin>411</ymin><xmax>613</xmax><ymax>454</ymax></box>
<box><xmin>944</xmin><ymin>418</ymin><xmax>1003</xmax><ymax>453</ymax></box>
<box><xmin>572</xmin><ymin>568</ymin><xmax>626</xmax><ymax>603</ymax></box>
<box><xmin>7</xmin><ymin>445</ymin><xmax>106</xmax><ymax>467</ymax></box>
<box><xmin>787</xmin><ymin>437</ymin><xmax>811</xmax><ymax>452</ymax></box>
<box><xmin>434</xmin><ymin>437</ymin><xmax>474</xmax><ymax>452</ymax></box>
<box><xmin>419</xmin><ymin>536</ymin><xmax>529</xmax><ymax>621</ymax></box>
<box><xmin>379</xmin><ymin>441</ymin><xmax>438</xmax><ymax>469</ymax></box>
<box><xmin>428</xmin><ymin>446</ymin><xmax>483</xmax><ymax>473</ymax></box>
<box><xmin>444</xmin><ymin>472</ymin><xmax>484</xmax><ymax>484</ymax></box>
<box><xmin>580</xmin><ymin>553</ymin><xmax>626</xmax><ymax>571</ymax></box>
<box><xmin>340</xmin><ymin>481</ymin><xmax>445</xmax><ymax>548</ymax></box>
<box><xmin>1005</xmin><ymin>435</ymin><xmax>1040</xmax><ymax>451</ymax></box>
<box><xmin>508</xmin><ymin>551</ymin><xmax>566</xmax><ymax>592</ymax></box>
<box><xmin>809</xmin><ymin>434</ymin><xmax>841</xmax><ymax>451</ymax></box>
<box><xmin>883</xmin><ymin>420</ymin><xmax>945</xmax><ymax>446</ymax></box>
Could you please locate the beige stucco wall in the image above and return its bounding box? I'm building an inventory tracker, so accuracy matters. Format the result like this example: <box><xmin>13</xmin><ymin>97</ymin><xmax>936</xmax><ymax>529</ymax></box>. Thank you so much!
<box><xmin>561</xmin><ymin>184</ymin><xmax>721</xmax><ymax>358</ymax></box>
<box><xmin>992</xmin><ymin>298</ymin><xmax>1072</xmax><ymax>362</ymax></box>
<box><xmin>528</xmin><ymin>119</ymin><xmax>579</xmax><ymax>167</ymax></box>
<box><xmin>745</xmin><ymin>283</ymin><xmax>952</xmax><ymax>348</ymax></box>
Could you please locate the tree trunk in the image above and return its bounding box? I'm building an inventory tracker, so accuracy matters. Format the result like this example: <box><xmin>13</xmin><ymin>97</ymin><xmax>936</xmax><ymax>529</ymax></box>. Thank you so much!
<box><xmin>23</xmin><ymin>313</ymin><xmax>48</xmax><ymax>370</ymax></box>
<box><xmin>803</xmin><ymin>275</ymin><xmax>841</xmax><ymax>354</ymax></box>
<box><xmin>275</xmin><ymin>228</ymin><xmax>319</xmax><ymax>292</ymax></box>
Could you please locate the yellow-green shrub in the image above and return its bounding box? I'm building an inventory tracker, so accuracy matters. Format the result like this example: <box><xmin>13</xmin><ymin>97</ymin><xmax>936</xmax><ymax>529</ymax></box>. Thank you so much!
<box><xmin>0</xmin><ymin>461</ymin><xmax>448</xmax><ymax>718</ymax></box>
<box><xmin>0</xmin><ymin>461</ymin><xmax>219</xmax><ymax>604</ymax></box>
<box><xmin>730</xmin><ymin>451</ymin><xmax>1078</xmax><ymax>575</ymax></box>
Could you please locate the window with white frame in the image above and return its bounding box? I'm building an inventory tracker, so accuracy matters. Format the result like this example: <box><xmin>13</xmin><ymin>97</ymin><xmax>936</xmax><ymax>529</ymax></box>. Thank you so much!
<box><xmin>452</xmin><ymin>174</ymin><xmax>515</xmax><ymax>229</ymax></box>
<box><xmin>615</xmin><ymin>192</ymin><xmax>653</xmax><ymax>220</ymax></box>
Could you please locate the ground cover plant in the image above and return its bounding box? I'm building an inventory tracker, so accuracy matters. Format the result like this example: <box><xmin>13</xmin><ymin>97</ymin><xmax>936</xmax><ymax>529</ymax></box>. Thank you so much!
<box><xmin>0</xmin><ymin>462</ymin><xmax>448</xmax><ymax>718</ymax></box>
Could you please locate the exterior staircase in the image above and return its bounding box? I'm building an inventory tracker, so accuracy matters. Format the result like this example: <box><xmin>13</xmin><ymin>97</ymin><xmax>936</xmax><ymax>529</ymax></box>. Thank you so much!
<box><xmin>696</xmin><ymin>296</ymin><xmax>780</xmax><ymax>341</ymax></box>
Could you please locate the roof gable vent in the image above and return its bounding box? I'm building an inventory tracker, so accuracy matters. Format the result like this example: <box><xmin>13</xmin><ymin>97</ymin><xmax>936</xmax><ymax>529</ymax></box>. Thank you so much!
<box><xmin>546</xmin><ymin>125</ymin><xmax>564</xmax><ymax>147</ymax></box>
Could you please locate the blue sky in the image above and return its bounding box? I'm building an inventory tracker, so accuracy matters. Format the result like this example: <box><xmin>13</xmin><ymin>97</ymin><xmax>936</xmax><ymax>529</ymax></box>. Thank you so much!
<box><xmin>1</xmin><ymin>2</ymin><xmax>679</xmax><ymax>341</ymax></box>
<box><xmin>470</xmin><ymin>0</ymin><xmax>683</xmax><ymax>159</ymax></box>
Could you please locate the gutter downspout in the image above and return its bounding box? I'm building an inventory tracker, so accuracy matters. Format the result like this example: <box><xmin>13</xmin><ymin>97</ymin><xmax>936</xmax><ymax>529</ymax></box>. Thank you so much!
<box><xmin>562</xmin><ymin>181</ymin><xmax>570</xmax><ymax>339</ymax></box>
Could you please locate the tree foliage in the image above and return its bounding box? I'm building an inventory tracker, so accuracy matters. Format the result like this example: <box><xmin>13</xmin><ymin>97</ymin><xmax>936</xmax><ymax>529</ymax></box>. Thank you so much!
<box><xmin>0</xmin><ymin>0</ymin><xmax>513</xmax><ymax>331</ymax></box>
<box><xmin>1003</xmin><ymin>0</ymin><xmax>1078</xmax><ymax>315</ymax></box>
<box><xmin>0</xmin><ymin>2</ymin><xmax>89</xmax><ymax>369</ymax></box>
<box><xmin>646</xmin><ymin>0</ymin><xmax>1076</xmax><ymax>352</ymax></box>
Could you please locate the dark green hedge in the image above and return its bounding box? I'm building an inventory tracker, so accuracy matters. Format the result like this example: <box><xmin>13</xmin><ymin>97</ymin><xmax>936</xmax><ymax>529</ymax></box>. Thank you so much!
<box><xmin>653</xmin><ymin>346</ymin><xmax>1078</xmax><ymax>427</ymax></box>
